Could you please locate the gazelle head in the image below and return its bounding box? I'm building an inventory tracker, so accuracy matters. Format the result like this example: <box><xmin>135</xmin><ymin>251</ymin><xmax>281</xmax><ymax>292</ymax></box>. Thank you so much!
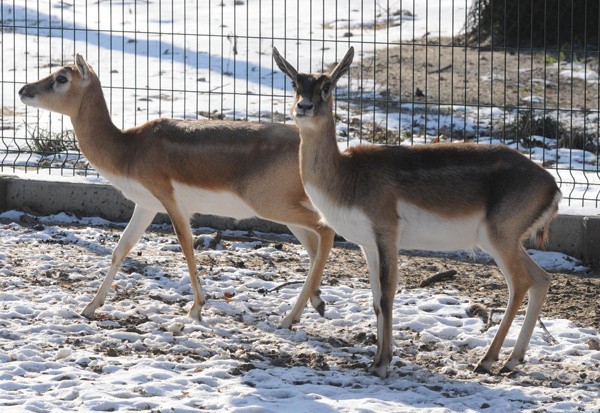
<box><xmin>273</xmin><ymin>47</ymin><xmax>354</xmax><ymax>128</ymax></box>
<box><xmin>19</xmin><ymin>54</ymin><xmax>94</xmax><ymax>118</ymax></box>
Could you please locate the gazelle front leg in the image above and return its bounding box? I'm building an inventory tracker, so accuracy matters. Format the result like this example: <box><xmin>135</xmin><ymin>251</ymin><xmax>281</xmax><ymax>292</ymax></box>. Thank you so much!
<box><xmin>82</xmin><ymin>205</ymin><xmax>156</xmax><ymax>318</ymax></box>
<box><xmin>164</xmin><ymin>205</ymin><xmax>205</xmax><ymax>321</ymax></box>
<box><xmin>363</xmin><ymin>235</ymin><xmax>399</xmax><ymax>378</ymax></box>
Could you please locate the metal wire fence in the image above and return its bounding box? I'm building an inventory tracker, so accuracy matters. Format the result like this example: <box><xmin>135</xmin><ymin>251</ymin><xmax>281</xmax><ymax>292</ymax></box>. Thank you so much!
<box><xmin>0</xmin><ymin>0</ymin><xmax>598</xmax><ymax>208</ymax></box>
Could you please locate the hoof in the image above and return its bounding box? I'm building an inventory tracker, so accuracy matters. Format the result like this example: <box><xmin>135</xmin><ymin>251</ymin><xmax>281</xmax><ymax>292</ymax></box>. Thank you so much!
<box><xmin>473</xmin><ymin>359</ymin><xmax>499</xmax><ymax>375</ymax></box>
<box><xmin>499</xmin><ymin>365</ymin><xmax>512</xmax><ymax>374</ymax></box>
<box><xmin>310</xmin><ymin>292</ymin><xmax>325</xmax><ymax>317</ymax></box>
<box><xmin>315</xmin><ymin>301</ymin><xmax>326</xmax><ymax>317</ymax></box>
<box><xmin>473</xmin><ymin>364</ymin><xmax>493</xmax><ymax>375</ymax></box>
<box><xmin>474</xmin><ymin>355</ymin><xmax>497</xmax><ymax>375</ymax></box>
<box><xmin>367</xmin><ymin>362</ymin><xmax>389</xmax><ymax>379</ymax></box>
<box><xmin>81</xmin><ymin>304</ymin><xmax>98</xmax><ymax>320</ymax></box>
<box><xmin>499</xmin><ymin>358</ymin><xmax>521</xmax><ymax>374</ymax></box>
<box><xmin>280</xmin><ymin>315</ymin><xmax>298</xmax><ymax>330</ymax></box>
<box><xmin>81</xmin><ymin>311</ymin><xmax>96</xmax><ymax>320</ymax></box>
<box><xmin>188</xmin><ymin>305</ymin><xmax>203</xmax><ymax>321</ymax></box>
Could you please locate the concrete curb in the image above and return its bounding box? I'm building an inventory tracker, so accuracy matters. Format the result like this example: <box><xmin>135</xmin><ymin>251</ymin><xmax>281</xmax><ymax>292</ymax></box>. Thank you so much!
<box><xmin>0</xmin><ymin>175</ymin><xmax>292</xmax><ymax>233</ymax></box>
<box><xmin>1</xmin><ymin>175</ymin><xmax>598</xmax><ymax>267</ymax></box>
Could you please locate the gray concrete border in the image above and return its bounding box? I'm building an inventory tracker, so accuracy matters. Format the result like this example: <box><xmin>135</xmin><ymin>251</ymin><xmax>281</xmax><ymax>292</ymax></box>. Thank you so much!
<box><xmin>1</xmin><ymin>175</ymin><xmax>598</xmax><ymax>267</ymax></box>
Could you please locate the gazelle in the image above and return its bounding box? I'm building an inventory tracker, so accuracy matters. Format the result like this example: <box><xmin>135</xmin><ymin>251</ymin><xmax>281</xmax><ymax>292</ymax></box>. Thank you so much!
<box><xmin>273</xmin><ymin>46</ymin><xmax>561</xmax><ymax>378</ymax></box>
<box><xmin>19</xmin><ymin>54</ymin><xmax>335</xmax><ymax>328</ymax></box>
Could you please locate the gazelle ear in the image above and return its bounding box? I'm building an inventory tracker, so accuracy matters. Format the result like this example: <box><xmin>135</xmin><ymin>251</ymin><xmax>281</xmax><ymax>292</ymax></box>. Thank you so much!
<box><xmin>273</xmin><ymin>47</ymin><xmax>298</xmax><ymax>81</ymax></box>
<box><xmin>75</xmin><ymin>54</ymin><xmax>91</xmax><ymax>80</ymax></box>
<box><xmin>329</xmin><ymin>47</ymin><xmax>354</xmax><ymax>85</ymax></box>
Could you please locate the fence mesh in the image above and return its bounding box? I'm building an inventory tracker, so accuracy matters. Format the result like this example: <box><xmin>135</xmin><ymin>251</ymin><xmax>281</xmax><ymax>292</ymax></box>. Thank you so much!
<box><xmin>0</xmin><ymin>0</ymin><xmax>598</xmax><ymax>208</ymax></box>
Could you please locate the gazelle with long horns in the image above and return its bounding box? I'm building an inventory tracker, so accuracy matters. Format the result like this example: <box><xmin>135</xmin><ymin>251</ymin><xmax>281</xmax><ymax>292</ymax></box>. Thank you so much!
<box><xmin>19</xmin><ymin>55</ymin><xmax>335</xmax><ymax>328</ymax></box>
<box><xmin>273</xmin><ymin>46</ymin><xmax>561</xmax><ymax>378</ymax></box>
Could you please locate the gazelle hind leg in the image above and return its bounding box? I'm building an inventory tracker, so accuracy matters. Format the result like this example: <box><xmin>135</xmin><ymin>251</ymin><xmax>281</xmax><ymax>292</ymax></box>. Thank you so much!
<box><xmin>500</xmin><ymin>247</ymin><xmax>550</xmax><ymax>372</ymax></box>
<box><xmin>475</xmin><ymin>241</ymin><xmax>533</xmax><ymax>373</ymax></box>
<box><xmin>281</xmin><ymin>225</ymin><xmax>334</xmax><ymax>328</ymax></box>
<box><xmin>82</xmin><ymin>205</ymin><xmax>156</xmax><ymax>318</ymax></box>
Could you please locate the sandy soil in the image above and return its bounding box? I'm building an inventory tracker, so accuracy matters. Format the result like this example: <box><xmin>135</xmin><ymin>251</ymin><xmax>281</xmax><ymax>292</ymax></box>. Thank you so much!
<box><xmin>359</xmin><ymin>40</ymin><xmax>599</xmax><ymax>112</ymax></box>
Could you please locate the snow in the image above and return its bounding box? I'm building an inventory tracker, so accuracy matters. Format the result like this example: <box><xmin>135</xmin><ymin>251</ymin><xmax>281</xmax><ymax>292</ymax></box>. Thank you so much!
<box><xmin>0</xmin><ymin>210</ymin><xmax>598</xmax><ymax>412</ymax></box>
<box><xmin>559</xmin><ymin>62</ymin><xmax>600</xmax><ymax>82</ymax></box>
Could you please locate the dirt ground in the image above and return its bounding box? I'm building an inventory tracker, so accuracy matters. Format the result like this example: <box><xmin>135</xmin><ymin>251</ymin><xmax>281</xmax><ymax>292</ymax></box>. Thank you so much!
<box><xmin>359</xmin><ymin>40</ymin><xmax>599</xmax><ymax>112</ymax></box>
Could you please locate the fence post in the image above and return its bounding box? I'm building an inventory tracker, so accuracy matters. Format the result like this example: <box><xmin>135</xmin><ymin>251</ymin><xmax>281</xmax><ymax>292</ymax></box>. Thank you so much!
<box><xmin>583</xmin><ymin>217</ymin><xmax>600</xmax><ymax>268</ymax></box>
<box><xmin>0</xmin><ymin>175</ymin><xmax>15</xmax><ymax>212</ymax></box>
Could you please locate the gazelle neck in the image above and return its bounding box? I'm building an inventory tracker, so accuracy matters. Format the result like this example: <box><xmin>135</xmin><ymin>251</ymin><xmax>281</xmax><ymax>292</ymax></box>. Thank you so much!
<box><xmin>297</xmin><ymin>113</ymin><xmax>344</xmax><ymax>187</ymax></box>
<box><xmin>69</xmin><ymin>78</ymin><xmax>126</xmax><ymax>172</ymax></box>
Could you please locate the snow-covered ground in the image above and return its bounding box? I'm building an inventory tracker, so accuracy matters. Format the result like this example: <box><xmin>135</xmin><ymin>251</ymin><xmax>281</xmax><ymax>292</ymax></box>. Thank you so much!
<box><xmin>0</xmin><ymin>210</ymin><xmax>598</xmax><ymax>412</ymax></box>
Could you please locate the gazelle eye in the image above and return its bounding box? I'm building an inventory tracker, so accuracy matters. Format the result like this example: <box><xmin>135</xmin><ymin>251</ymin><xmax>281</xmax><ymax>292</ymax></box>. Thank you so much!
<box><xmin>291</xmin><ymin>81</ymin><xmax>297</xmax><ymax>91</ymax></box>
<box><xmin>321</xmin><ymin>83</ymin><xmax>332</xmax><ymax>101</ymax></box>
<box><xmin>55</xmin><ymin>75</ymin><xmax>68</xmax><ymax>84</ymax></box>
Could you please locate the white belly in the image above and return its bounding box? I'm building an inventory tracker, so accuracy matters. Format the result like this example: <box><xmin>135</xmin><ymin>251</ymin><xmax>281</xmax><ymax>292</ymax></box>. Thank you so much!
<box><xmin>98</xmin><ymin>170</ymin><xmax>256</xmax><ymax>220</ymax></box>
<box><xmin>172</xmin><ymin>182</ymin><xmax>256</xmax><ymax>219</ymax></box>
<box><xmin>305</xmin><ymin>183</ymin><xmax>483</xmax><ymax>252</ymax></box>
<box><xmin>396</xmin><ymin>201</ymin><xmax>483</xmax><ymax>251</ymax></box>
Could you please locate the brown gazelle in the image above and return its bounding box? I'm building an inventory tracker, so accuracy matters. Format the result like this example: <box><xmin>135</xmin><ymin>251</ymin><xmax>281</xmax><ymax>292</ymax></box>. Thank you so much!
<box><xmin>273</xmin><ymin>46</ymin><xmax>561</xmax><ymax>378</ymax></box>
<box><xmin>19</xmin><ymin>54</ymin><xmax>335</xmax><ymax>328</ymax></box>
